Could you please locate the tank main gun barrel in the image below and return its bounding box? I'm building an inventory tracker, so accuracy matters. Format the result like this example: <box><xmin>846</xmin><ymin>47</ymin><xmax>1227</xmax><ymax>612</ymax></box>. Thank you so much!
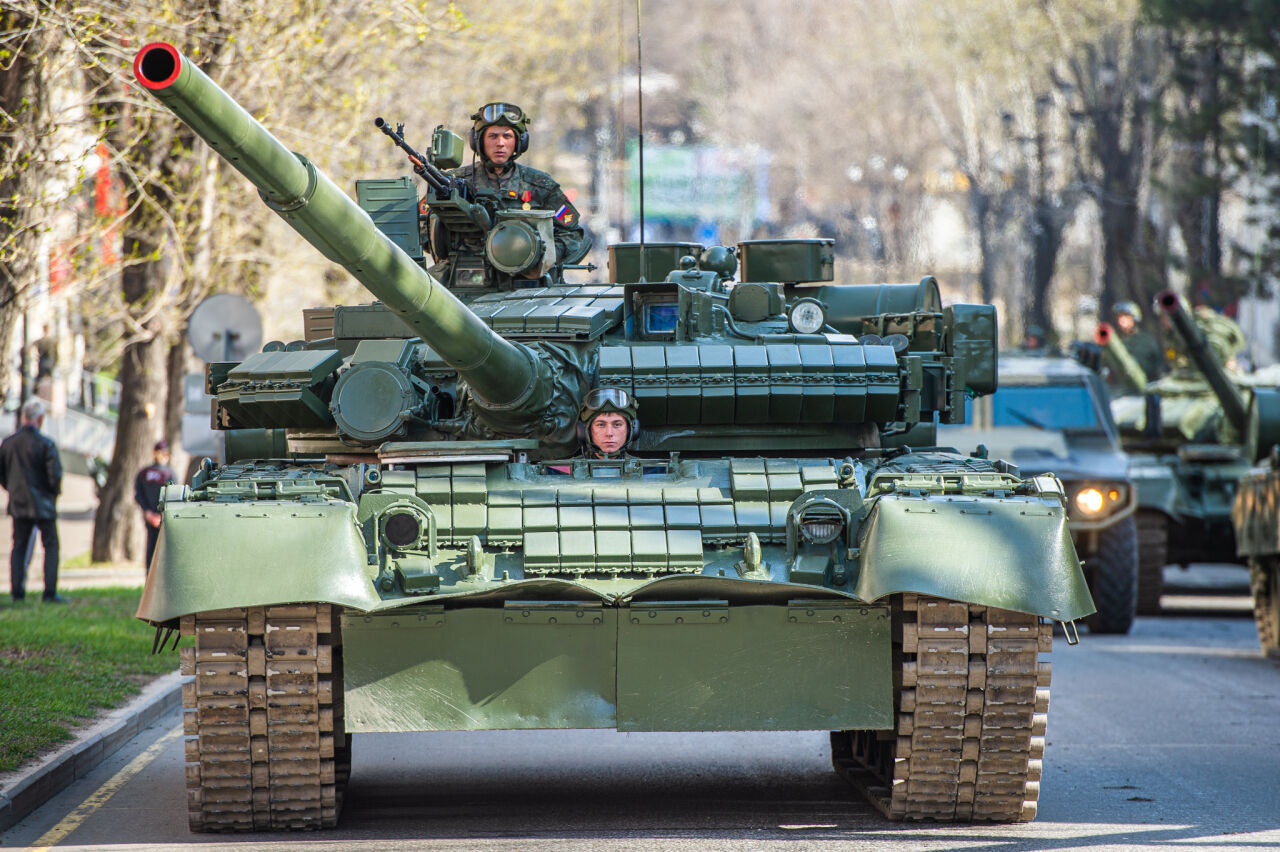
<box><xmin>1094</xmin><ymin>322</ymin><xmax>1149</xmax><ymax>392</ymax></box>
<box><xmin>1155</xmin><ymin>289</ymin><xmax>1248</xmax><ymax>434</ymax></box>
<box><xmin>132</xmin><ymin>43</ymin><xmax>552</xmax><ymax>427</ymax></box>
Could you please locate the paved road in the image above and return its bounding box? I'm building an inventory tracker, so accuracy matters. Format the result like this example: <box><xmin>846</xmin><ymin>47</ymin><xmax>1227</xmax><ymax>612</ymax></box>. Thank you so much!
<box><xmin>4</xmin><ymin>607</ymin><xmax>1277</xmax><ymax>851</ymax></box>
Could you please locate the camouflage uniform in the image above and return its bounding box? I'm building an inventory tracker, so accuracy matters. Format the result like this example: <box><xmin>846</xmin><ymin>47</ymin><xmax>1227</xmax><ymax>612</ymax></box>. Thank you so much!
<box><xmin>1119</xmin><ymin>328</ymin><xmax>1166</xmax><ymax>381</ymax></box>
<box><xmin>448</xmin><ymin>162</ymin><xmax>591</xmax><ymax>265</ymax></box>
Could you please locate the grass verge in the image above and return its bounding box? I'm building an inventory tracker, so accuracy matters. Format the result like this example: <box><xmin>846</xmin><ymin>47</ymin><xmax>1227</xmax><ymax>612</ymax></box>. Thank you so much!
<box><xmin>0</xmin><ymin>587</ymin><xmax>181</xmax><ymax>777</ymax></box>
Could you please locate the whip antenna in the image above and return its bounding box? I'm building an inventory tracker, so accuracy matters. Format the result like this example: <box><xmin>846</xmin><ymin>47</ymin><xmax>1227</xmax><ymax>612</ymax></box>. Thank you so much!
<box><xmin>635</xmin><ymin>0</ymin><xmax>647</xmax><ymax>281</ymax></box>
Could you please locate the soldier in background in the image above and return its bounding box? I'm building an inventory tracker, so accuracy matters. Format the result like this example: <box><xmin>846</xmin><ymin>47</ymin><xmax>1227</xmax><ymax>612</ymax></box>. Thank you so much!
<box><xmin>0</xmin><ymin>398</ymin><xmax>64</xmax><ymax>603</ymax></box>
<box><xmin>435</xmin><ymin>102</ymin><xmax>590</xmax><ymax>267</ymax></box>
<box><xmin>1113</xmin><ymin>300</ymin><xmax>1166</xmax><ymax>380</ymax></box>
<box><xmin>135</xmin><ymin>439</ymin><xmax>176</xmax><ymax>573</ymax></box>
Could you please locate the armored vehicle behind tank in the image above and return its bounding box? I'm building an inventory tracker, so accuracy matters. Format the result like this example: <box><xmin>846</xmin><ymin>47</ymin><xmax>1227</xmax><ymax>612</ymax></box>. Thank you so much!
<box><xmin>132</xmin><ymin>42</ymin><xmax>1093</xmax><ymax>831</ymax></box>
<box><xmin>1098</xmin><ymin>292</ymin><xmax>1280</xmax><ymax>613</ymax></box>
<box><xmin>1233</xmin><ymin>451</ymin><xmax>1280</xmax><ymax>657</ymax></box>
<box><xmin>940</xmin><ymin>355</ymin><xmax>1138</xmax><ymax>634</ymax></box>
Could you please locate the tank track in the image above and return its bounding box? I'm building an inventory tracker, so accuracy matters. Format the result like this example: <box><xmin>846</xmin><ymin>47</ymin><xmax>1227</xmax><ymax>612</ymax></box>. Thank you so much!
<box><xmin>832</xmin><ymin>593</ymin><xmax>1051</xmax><ymax>821</ymax></box>
<box><xmin>179</xmin><ymin>604</ymin><xmax>349</xmax><ymax>831</ymax></box>
<box><xmin>1251</xmin><ymin>559</ymin><xmax>1280</xmax><ymax>658</ymax></box>
<box><xmin>1135</xmin><ymin>510</ymin><xmax>1167</xmax><ymax>615</ymax></box>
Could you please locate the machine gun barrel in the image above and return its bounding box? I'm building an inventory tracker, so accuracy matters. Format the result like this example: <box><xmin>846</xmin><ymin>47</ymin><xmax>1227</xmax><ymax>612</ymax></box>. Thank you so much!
<box><xmin>373</xmin><ymin>117</ymin><xmax>457</xmax><ymax>198</ymax></box>
<box><xmin>1094</xmin><ymin>322</ymin><xmax>1149</xmax><ymax>392</ymax></box>
<box><xmin>133</xmin><ymin>43</ymin><xmax>551</xmax><ymax>424</ymax></box>
<box><xmin>1155</xmin><ymin>289</ymin><xmax>1248</xmax><ymax>434</ymax></box>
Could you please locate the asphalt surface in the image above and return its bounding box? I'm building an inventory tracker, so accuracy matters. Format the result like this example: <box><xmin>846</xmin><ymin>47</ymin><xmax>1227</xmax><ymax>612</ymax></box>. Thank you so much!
<box><xmin>3</xmin><ymin>605</ymin><xmax>1277</xmax><ymax>851</ymax></box>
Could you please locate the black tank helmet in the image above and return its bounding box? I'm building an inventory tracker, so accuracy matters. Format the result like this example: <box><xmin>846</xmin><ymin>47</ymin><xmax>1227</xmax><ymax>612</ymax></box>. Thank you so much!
<box><xmin>470</xmin><ymin>102</ymin><xmax>530</xmax><ymax>161</ymax></box>
<box><xmin>577</xmin><ymin>387</ymin><xmax>640</xmax><ymax>457</ymax></box>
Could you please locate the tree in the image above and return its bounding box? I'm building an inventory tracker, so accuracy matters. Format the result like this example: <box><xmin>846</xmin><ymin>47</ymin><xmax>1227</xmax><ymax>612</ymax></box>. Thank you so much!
<box><xmin>0</xmin><ymin>6</ymin><xmax>64</xmax><ymax>412</ymax></box>
<box><xmin>1143</xmin><ymin>0</ymin><xmax>1280</xmax><ymax>312</ymax></box>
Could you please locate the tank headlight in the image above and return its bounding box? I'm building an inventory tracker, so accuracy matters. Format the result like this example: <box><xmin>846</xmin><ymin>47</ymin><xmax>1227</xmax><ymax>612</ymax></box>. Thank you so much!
<box><xmin>788</xmin><ymin>298</ymin><xmax>827</xmax><ymax>335</ymax></box>
<box><xmin>383</xmin><ymin>511</ymin><xmax>421</xmax><ymax>548</ymax></box>
<box><xmin>1074</xmin><ymin>488</ymin><xmax>1105</xmax><ymax>515</ymax></box>
<box><xmin>799</xmin><ymin>504</ymin><xmax>846</xmax><ymax>544</ymax></box>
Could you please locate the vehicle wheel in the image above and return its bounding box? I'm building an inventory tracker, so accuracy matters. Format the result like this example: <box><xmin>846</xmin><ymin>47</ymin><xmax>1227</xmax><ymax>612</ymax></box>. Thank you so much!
<box><xmin>1134</xmin><ymin>510</ymin><xmax>1167</xmax><ymax>615</ymax></box>
<box><xmin>1252</xmin><ymin>559</ymin><xmax>1280</xmax><ymax>659</ymax></box>
<box><xmin>1084</xmin><ymin>516</ymin><xmax>1138</xmax><ymax>634</ymax></box>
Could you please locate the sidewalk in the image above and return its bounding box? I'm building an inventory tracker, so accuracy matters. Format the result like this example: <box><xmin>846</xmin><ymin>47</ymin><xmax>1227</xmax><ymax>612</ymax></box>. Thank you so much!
<box><xmin>0</xmin><ymin>473</ymin><xmax>147</xmax><ymax>594</ymax></box>
<box><xmin>0</xmin><ymin>472</ymin><xmax>176</xmax><ymax>832</ymax></box>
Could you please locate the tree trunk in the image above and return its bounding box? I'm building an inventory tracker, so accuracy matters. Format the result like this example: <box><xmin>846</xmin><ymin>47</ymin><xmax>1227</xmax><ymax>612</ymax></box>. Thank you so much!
<box><xmin>970</xmin><ymin>185</ymin><xmax>996</xmax><ymax>305</ymax></box>
<box><xmin>90</xmin><ymin>238</ymin><xmax>167</xmax><ymax>563</ymax></box>
<box><xmin>164</xmin><ymin>336</ymin><xmax>191</xmax><ymax>482</ymax></box>
<box><xmin>0</xmin><ymin>8</ymin><xmax>45</xmax><ymax>412</ymax></box>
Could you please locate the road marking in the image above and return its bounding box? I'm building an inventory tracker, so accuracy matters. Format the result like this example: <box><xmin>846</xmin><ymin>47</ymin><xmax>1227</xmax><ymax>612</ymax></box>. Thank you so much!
<box><xmin>29</xmin><ymin>724</ymin><xmax>182</xmax><ymax>850</ymax></box>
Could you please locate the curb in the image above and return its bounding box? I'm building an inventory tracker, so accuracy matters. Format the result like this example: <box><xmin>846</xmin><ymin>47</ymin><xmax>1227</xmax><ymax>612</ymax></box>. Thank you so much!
<box><xmin>0</xmin><ymin>671</ymin><xmax>182</xmax><ymax>832</ymax></box>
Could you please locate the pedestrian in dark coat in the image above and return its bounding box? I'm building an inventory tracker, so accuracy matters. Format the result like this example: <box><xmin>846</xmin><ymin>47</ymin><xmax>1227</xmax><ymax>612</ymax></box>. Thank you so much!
<box><xmin>135</xmin><ymin>439</ymin><xmax>176</xmax><ymax>573</ymax></box>
<box><xmin>0</xmin><ymin>398</ymin><xmax>64</xmax><ymax>602</ymax></box>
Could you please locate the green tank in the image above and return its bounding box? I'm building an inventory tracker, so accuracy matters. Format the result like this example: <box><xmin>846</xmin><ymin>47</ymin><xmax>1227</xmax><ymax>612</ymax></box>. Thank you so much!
<box><xmin>132</xmin><ymin>42</ymin><xmax>1093</xmax><ymax>831</ymax></box>
<box><xmin>1103</xmin><ymin>291</ymin><xmax>1280</xmax><ymax>614</ymax></box>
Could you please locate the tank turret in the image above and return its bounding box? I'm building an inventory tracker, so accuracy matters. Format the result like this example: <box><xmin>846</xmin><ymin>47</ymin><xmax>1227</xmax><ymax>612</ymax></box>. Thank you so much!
<box><xmin>1155</xmin><ymin>289</ymin><xmax>1248</xmax><ymax>435</ymax></box>
<box><xmin>134</xmin><ymin>42</ymin><xmax>994</xmax><ymax>458</ymax></box>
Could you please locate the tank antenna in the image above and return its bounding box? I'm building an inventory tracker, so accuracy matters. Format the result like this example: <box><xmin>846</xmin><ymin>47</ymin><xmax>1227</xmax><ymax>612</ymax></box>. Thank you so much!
<box><xmin>635</xmin><ymin>0</ymin><xmax>647</xmax><ymax>281</ymax></box>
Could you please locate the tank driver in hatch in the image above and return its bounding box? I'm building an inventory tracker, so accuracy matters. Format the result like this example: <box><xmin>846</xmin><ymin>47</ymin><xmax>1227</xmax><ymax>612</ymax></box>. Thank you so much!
<box><xmin>578</xmin><ymin>387</ymin><xmax>640</xmax><ymax>460</ymax></box>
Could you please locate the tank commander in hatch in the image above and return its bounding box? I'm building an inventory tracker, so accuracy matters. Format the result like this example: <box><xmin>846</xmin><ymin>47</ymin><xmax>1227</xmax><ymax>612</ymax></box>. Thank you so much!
<box><xmin>578</xmin><ymin>387</ymin><xmax>639</xmax><ymax>460</ymax></box>
<box><xmin>442</xmin><ymin>102</ymin><xmax>591</xmax><ymax>268</ymax></box>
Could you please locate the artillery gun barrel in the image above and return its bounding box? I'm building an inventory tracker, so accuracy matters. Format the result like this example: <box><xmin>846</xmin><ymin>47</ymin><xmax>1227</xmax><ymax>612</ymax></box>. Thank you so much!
<box><xmin>1094</xmin><ymin>322</ymin><xmax>1149</xmax><ymax>391</ymax></box>
<box><xmin>1155</xmin><ymin>289</ymin><xmax>1248</xmax><ymax>434</ymax></box>
<box><xmin>132</xmin><ymin>43</ymin><xmax>550</xmax><ymax>418</ymax></box>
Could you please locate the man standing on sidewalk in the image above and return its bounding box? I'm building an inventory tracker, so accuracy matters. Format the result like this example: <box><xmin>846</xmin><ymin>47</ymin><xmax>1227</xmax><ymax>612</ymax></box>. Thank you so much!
<box><xmin>0</xmin><ymin>398</ymin><xmax>65</xmax><ymax>603</ymax></box>
<box><xmin>135</xmin><ymin>439</ymin><xmax>175</xmax><ymax>573</ymax></box>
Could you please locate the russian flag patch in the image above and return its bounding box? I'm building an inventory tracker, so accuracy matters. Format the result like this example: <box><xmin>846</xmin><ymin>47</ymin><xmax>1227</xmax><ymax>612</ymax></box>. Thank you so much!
<box><xmin>555</xmin><ymin>205</ymin><xmax>575</xmax><ymax>225</ymax></box>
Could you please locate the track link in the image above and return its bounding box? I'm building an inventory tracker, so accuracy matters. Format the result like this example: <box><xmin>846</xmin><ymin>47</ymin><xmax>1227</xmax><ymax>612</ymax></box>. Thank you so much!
<box><xmin>179</xmin><ymin>604</ymin><xmax>348</xmax><ymax>831</ymax></box>
<box><xmin>1252</xmin><ymin>559</ymin><xmax>1280</xmax><ymax>658</ymax></box>
<box><xmin>832</xmin><ymin>593</ymin><xmax>1051</xmax><ymax>821</ymax></box>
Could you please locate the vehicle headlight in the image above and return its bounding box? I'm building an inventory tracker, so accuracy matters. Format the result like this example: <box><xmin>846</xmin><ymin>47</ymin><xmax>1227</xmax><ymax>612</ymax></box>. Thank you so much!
<box><xmin>1074</xmin><ymin>488</ymin><xmax>1105</xmax><ymax>514</ymax></box>
<box><xmin>799</xmin><ymin>503</ymin><xmax>846</xmax><ymax>544</ymax></box>
<box><xmin>788</xmin><ymin>298</ymin><xmax>827</xmax><ymax>335</ymax></box>
<box><xmin>1068</xmin><ymin>483</ymin><xmax>1128</xmax><ymax>519</ymax></box>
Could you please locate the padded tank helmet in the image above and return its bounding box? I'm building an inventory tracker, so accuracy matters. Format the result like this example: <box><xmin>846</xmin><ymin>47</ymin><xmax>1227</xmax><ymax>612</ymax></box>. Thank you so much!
<box><xmin>1113</xmin><ymin>300</ymin><xmax>1142</xmax><ymax>322</ymax></box>
<box><xmin>577</xmin><ymin>387</ymin><xmax>639</xmax><ymax>456</ymax></box>
<box><xmin>470</xmin><ymin>102</ymin><xmax>530</xmax><ymax>161</ymax></box>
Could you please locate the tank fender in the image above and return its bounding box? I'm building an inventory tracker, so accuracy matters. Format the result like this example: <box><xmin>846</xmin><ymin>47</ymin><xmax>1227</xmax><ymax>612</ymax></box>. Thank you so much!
<box><xmin>853</xmin><ymin>493</ymin><xmax>1095</xmax><ymax>621</ymax></box>
<box><xmin>137</xmin><ymin>499</ymin><xmax>381</xmax><ymax>623</ymax></box>
<box><xmin>1126</xmin><ymin>458</ymin><xmax>1180</xmax><ymax>517</ymax></box>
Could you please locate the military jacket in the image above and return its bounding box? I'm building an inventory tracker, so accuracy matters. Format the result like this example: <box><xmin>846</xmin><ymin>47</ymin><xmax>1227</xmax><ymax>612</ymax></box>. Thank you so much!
<box><xmin>449</xmin><ymin>162</ymin><xmax>590</xmax><ymax>265</ymax></box>
<box><xmin>1122</xmin><ymin>329</ymin><xmax>1166</xmax><ymax>381</ymax></box>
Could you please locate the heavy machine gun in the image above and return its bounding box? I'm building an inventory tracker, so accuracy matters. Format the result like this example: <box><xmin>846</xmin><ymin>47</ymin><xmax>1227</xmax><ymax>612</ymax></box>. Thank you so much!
<box><xmin>374</xmin><ymin>116</ymin><xmax>566</xmax><ymax>291</ymax></box>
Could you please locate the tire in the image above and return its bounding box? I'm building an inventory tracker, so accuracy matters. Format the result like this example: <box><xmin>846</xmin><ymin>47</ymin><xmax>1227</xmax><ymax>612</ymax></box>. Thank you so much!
<box><xmin>1252</xmin><ymin>559</ymin><xmax>1280</xmax><ymax>659</ymax></box>
<box><xmin>1085</xmin><ymin>516</ymin><xmax>1138</xmax><ymax>634</ymax></box>
<box><xmin>1134</xmin><ymin>510</ymin><xmax>1167</xmax><ymax>615</ymax></box>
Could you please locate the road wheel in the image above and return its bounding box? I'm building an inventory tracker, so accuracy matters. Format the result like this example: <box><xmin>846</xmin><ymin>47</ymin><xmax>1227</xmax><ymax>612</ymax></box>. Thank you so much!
<box><xmin>1085</xmin><ymin>516</ymin><xmax>1138</xmax><ymax>634</ymax></box>
<box><xmin>1134</xmin><ymin>510</ymin><xmax>1167</xmax><ymax>615</ymax></box>
<box><xmin>1252</xmin><ymin>559</ymin><xmax>1280</xmax><ymax>659</ymax></box>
